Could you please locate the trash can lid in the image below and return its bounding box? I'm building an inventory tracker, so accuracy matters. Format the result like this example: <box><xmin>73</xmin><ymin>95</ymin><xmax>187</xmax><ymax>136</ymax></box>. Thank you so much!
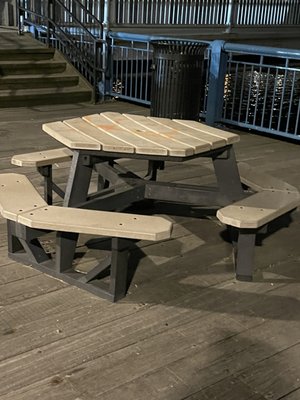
<box><xmin>151</xmin><ymin>40</ymin><xmax>208</xmax><ymax>55</ymax></box>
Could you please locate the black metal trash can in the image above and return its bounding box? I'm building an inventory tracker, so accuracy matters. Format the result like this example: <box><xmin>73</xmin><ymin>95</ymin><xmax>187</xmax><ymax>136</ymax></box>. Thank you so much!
<box><xmin>150</xmin><ymin>40</ymin><xmax>208</xmax><ymax>120</ymax></box>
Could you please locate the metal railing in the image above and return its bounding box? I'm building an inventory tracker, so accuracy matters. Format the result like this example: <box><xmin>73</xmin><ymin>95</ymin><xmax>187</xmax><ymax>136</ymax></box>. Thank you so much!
<box><xmin>15</xmin><ymin>1</ymin><xmax>300</xmax><ymax>138</ymax></box>
<box><xmin>109</xmin><ymin>32</ymin><xmax>210</xmax><ymax>107</ymax></box>
<box><xmin>17</xmin><ymin>0</ymin><xmax>105</xmax><ymax>99</ymax></box>
<box><xmin>16</xmin><ymin>0</ymin><xmax>300</xmax><ymax>31</ymax></box>
<box><xmin>109</xmin><ymin>33</ymin><xmax>154</xmax><ymax>104</ymax></box>
<box><xmin>109</xmin><ymin>33</ymin><xmax>300</xmax><ymax>139</ymax></box>
<box><xmin>112</xmin><ymin>0</ymin><xmax>300</xmax><ymax>26</ymax></box>
<box><xmin>219</xmin><ymin>42</ymin><xmax>300</xmax><ymax>138</ymax></box>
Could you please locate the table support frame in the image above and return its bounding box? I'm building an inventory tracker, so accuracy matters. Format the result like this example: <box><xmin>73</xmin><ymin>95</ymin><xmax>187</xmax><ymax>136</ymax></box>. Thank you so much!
<box><xmin>7</xmin><ymin>144</ymin><xmax>247</xmax><ymax>301</ymax></box>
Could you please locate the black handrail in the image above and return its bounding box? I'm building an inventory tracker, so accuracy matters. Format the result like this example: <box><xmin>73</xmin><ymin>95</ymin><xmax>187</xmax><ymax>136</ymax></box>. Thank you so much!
<box><xmin>16</xmin><ymin>0</ymin><xmax>105</xmax><ymax>101</ymax></box>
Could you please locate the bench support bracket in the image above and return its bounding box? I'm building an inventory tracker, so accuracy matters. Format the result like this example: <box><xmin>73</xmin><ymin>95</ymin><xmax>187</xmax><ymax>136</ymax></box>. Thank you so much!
<box><xmin>7</xmin><ymin>220</ymin><xmax>132</xmax><ymax>302</ymax></box>
<box><xmin>37</xmin><ymin>166</ymin><xmax>65</xmax><ymax>205</ymax></box>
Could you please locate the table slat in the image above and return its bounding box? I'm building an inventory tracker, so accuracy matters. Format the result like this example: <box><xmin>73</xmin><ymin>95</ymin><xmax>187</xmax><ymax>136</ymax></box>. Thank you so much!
<box><xmin>42</xmin><ymin>121</ymin><xmax>100</xmax><ymax>150</ymax></box>
<box><xmin>83</xmin><ymin>114</ymin><xmax>169</xmax><ymax>156</ymax></box>
<box><xmin>146</xmin><ymin>116</ymin><xmax>226</xmax><ymax>150</ymax></box>
<box><xmin>64</xmin><ymin>118</ymin><xmax>134</xmax><ymax>154</ymax></box>
<box><xmin>173</xmin><ymin>119</ymin><xmax>240</xmax><ymax>144</ymax></box>
<box><xmin>102</xmin><ymin>112</ymin><xmax>194</xmax><ymax>157</ymax></box>
<box><xmin>124</xmin><ymin>114</ymin><xmax>211</xmax><ymax>153</ymax></box>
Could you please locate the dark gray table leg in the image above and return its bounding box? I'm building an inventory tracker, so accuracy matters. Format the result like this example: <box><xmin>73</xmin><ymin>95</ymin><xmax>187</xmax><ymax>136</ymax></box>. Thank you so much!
<box><xmin>38</xmin><ymin>165</ymin><xmax>53</xmax><ymax>205</ymax></box>
<box><xmin>213</xmin><ymin>145</ymin><xmax>244</xmax><ymax>203</ymax></box>
<box><xmin>57</xmin><ymin>151</ymin><xmax>93</xmax><ymax>272</ymax></box>
<box><xmin>145</xmin><ymin>160</ymin><xmax>165</xmax><ymax>181</ymax></box>
<box><xmin>64</xmin><ymin>151</ymin><xmax>93</xmax><ymax>207</ymax></box>
<box><xmin>56</xmin><ymin>231</ymin><xmax>79</xmax><ymax>273</ymax></box>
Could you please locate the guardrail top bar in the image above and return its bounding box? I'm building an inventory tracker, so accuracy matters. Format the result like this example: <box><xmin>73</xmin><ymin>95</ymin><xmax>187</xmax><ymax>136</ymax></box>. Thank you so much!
<box><xmin>224</xmin><ymin>42</ymin><xmax>300</xmax><ymax>59</ymax></box>
<box><xmin>108</xmin><ymin>31</ymin><xmax>211</xmax><ymax>45</ymax></box>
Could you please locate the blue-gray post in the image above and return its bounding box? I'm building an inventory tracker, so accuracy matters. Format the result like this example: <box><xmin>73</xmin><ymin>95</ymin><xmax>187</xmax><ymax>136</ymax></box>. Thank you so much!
<box><xmin>101</xmin><ymin>0</ymin><xmax>112</xmax><ymax>99</ymax></box>
<box><xmin>205</xmin><ymin>40</ymin><xmax>228</xmax><ymax>126</ymax></box>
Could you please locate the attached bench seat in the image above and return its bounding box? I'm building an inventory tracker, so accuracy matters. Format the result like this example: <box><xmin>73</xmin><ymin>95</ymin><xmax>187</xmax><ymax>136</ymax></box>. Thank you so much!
<box><xmin>217</xmin><ymin>190</ymin><xmax>300</xmax><ymax>229</ymax></box>
<box><xmin>0</xmin><ymin>173</ymin><xmax>172</xmax><ymax>301</ymax></box>
<box><xmin>11</xmin><ymin>147</ymin><xmax>73</xmax><ymax>167</ymax></box>
<box><xmin>238</xmin><ymin>162</ymin><xmax>299</xmax><ymax>193</ymax></box>
<box><xmin>217</xmin><ymin>163</ymin><xmax>300</xmax><ymax>281</ymax></box>
<box><xmin>11</xmin><ymin>147</ymin><xmax>73</xmax><ymax>204</ymax></box>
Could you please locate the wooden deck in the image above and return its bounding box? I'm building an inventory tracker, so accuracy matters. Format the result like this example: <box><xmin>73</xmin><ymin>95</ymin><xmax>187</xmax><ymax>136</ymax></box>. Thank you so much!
<box><xmin>0</xmin><ymin>101</ymin><xmax>300</xmax><ymax>400</ymax></box>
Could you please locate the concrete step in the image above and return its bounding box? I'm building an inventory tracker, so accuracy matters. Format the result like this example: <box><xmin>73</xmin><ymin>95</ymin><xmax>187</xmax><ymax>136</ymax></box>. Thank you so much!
<box><xmin>0</xmin><ymin>48</ymin><xmax>55</xmax><ymax>61</ymax></box>
<box><xmin>0</xmin><ymin>33</ymin><xmax>93</xmax><ymax>107</ymax></box>
<box><xmin>0</xmin><ymin>86</ymin><xmax>92</xmax><ymax>107</ymax></box>
<box><xmin>0</xmin><ymin>60</ymin><xmax>67</xmax><ymax>75</ymax></box>
<box><xmin>0</xmin><ymin>73</ymin><xmax>79</xmax><ymax>90</ymax></box>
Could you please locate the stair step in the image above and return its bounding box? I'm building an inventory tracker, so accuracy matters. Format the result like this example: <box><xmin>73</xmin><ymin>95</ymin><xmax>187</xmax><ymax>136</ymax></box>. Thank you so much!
<box><xmin>0</xmin><ymin>48</ymin><xmax>55</xmax><ymax>61</ymax></box>
<box><xmin>0</xmin><ymin>60</ymin><xmax>67</xmax><ymax>75</ymax></box>
<box><xmin>0</xmin><ymin>73</ymin><xmax>79</xmax><ymax>89</ymax></box>
<box><xmin>0</xmin><ymin>32</ymin><xmax>47</xmax><ymax>48</ymax></box>
<box><xmin>0</xmin><ymin>86</ymin><xmax>92</xmax><ymax>107</ymax></box>
<box><xmin>0</xmin><ymin>33</ymin><xmax>93</xmax><ymax>107</ymax></box>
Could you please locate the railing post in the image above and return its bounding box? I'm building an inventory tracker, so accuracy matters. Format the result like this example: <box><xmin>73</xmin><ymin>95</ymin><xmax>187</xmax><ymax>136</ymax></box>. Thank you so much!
<box><xmin>107</xmin><ymin>0</ymin><xmax>116</xmax><ymax>27</ymax></box>
<box><xmin>226</xmin><ymin>0</ymin><xmax>237</xmax><ymax>33</ymax></box>
<box><xmin>101</xmin><ymin>0</ymin><xmax>113</xmax><ymax>100</ymax></box>
<box><xmin>46</xmin><ymin>0</ymin><xmax>53</xmax><ymax>47</ymax></box>
<box><xmin>205</xmin><ymin>40</ymin><xmax>228</xmax><ymax>126</ymax></box>
<box><xmin>16</xmin><ymin>0</ymin><xmax>22</xmax><ymax>34</ymax></box>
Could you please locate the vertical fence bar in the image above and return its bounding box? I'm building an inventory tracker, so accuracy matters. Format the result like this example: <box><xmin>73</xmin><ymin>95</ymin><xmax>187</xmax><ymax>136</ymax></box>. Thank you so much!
<box><xmin>277</xmin><ymin>63</ymin><xmax>288</xmax><ymax>132</ymax></box>
<box><xmin>253</xmin><ymin>59</ymin><xmax>262</xmax><ymax>126</ymax></box>
<box><xmin>295</xmin><ymin>99</ymin><xmax>300</xmax><ymax>135</ymax></box>
<box><xmin>237</xmin><ymin>63</ymin><xmax>246</xmax><ymax>123</ymax></box>
<box><xmin>286</xmin><ymin>70</ymin><xmax>296</xmax><ymax>133</ymax></box>
<box><xmin>269</xmin><ymin>69</ymin><xmax>279</xmax><ymax>130</ymax></box>
<box><xmin>245</xmin><ymin>65</ymin><xmax>254</xmax><ymax>123</ymax></box>
<box><xmin>230</xmin><ymin>62</ymin><xmax>239</xmax><ymax>120</ymax></box>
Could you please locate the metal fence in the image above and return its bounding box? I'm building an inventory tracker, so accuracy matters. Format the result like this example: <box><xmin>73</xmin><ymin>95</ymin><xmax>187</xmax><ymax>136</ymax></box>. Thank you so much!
<box><xmin>220</xmin><ymin>43</ymin><xmax>300</xmax><ymax>138</ymax></box>
<box><xmin>114</xmin><ymin>0</ymin><xmax>230</xmax><ymax>25</ymax></box>
<box><xmin>109</xmin><ymin>33</ymin><xmax>210</xmax><ymax>107</ymax></box>
<box><xmin>109</xmin><ymin>33</ymin><xmax>300</xmax><ymax>139</ymax></box>
<box><xmin>112</xmin><ymin>0</ymin><xmax>300</xmax><ymax>26</ymax></box>
<box><xmin>15</xmin><ymin>0</ymin><xmax>300</xmax><ymax>138</ymax></box>
<box><xmin>17</xmin><ymin>0</ymin><xmax>300</xmax><ymax>29</ymax></box>
<box><xmin>109</xmin><ymin>34</ymin><xmax>153</xmax><ymax>104</ymax></box>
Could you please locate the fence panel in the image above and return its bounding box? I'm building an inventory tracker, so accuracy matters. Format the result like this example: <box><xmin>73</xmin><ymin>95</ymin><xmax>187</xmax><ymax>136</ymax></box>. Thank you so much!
<box><xmin>221</xmin><ymin>45</ymin><xmax>300</xmax><ymax>138</ymax></box>
<box><xmin>110</xmin><ymin>35</ymin><xmax>153</xmax><ymax>104</ymax></box>
<box><xmin>113</xmin><ymin>0</ymin><xmax>300</xmax><ymax>26</ymax></box>
<box><xmin>114</xmin><ymin>0</ymin><xmax>231</xmax><ymax>25</ymax></box>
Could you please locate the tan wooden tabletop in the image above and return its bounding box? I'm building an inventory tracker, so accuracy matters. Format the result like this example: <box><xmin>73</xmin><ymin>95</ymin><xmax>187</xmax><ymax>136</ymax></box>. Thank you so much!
<box><xmin>43</xmin><ymin>112</ymin><xmax>239</xmax><ymax>157</ymax></box>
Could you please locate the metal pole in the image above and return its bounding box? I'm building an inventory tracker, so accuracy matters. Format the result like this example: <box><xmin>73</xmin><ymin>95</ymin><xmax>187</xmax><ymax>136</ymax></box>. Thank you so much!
<box><xmin>226</xmin><ymin>0</ymin><xmax>237</xmax><ymax>33</ymax></box>
<box><xmin>16</xmin><ymin>0</ymin><xmax>23</xmax><ymax>34</ymax></box>
<box><xmin>101</xmin><ymin>0</ymin><xmax>112</xmax><ymax>100</ymax></box>
<box><xmin>46</xmin><ymin>0</ymin><xmax>52</xmax><ymax>47</ymax></box>
<box><xmin>205</xmin><ymin>40</ymin><xmax>228</xmax><ymax>126</ymax></box>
